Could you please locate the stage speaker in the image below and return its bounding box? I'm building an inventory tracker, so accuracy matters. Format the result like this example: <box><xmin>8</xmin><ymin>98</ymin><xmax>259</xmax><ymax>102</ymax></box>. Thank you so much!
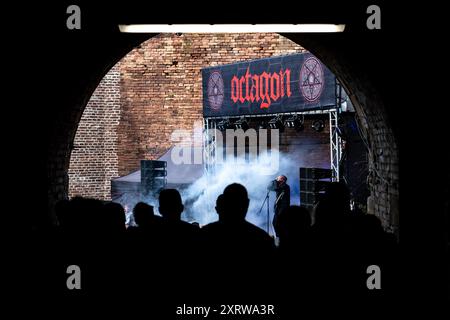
<box><xmin>300</xmin><ymin>191</ymin><xmax>325</xmax><ymax>208</ymax></box>
<box><xmin>300</xmin><ymin>167</ymin><xmax>332</xmax><ymax>180</ymax></box>
<box><xmin>299</xmin><ymin>167</ymin><xmax>332</xmax><ymax>208</ymax></box>
<box><xmin>141</xmin><ymin>160</ymin><xmax>167</xmax><ymax>196</ymax></box>
<box><xmin>299</xmin><ymin>180</ymin><xmax>331</xmax><ymax>192</ymax></box>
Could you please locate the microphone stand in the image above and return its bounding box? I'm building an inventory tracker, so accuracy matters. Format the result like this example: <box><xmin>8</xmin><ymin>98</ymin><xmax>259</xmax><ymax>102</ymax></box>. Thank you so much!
<box><xmin>258</xmin><ymin>190</ymin><xmax>271</xmax><ymax>234</ymax></box>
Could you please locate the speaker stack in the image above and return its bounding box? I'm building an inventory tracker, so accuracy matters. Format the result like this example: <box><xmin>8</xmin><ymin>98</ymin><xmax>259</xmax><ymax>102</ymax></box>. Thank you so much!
<box><xmin>141</xmin><ymin>160</ymin><xmax>167</xmax><ymax>197</ymax></box>
<box><xmin>299</xmin><ymin>167</ymin><xmax>332</xmax><ymax>208</ymax></box>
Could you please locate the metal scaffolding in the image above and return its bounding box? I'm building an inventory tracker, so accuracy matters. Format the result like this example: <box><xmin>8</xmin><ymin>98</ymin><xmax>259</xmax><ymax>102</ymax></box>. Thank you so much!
<box><xmin>329</xmin><ymin>80</ymin><xmax>343</xmax><ymax>181</ymax></box>
<box><xmin>203</xmin><ymin>81</ymin><xmax>344</xmax><ymax>181</ymax></box>
<box><xmin>329</xmin><ymin>109</ymin><xmax>341</xmax><ymax>181</ymax></box>
<box><xmin>203</xmin><ymin>118</ymin><xmax>217</xmax><ymax>178</ymax></box>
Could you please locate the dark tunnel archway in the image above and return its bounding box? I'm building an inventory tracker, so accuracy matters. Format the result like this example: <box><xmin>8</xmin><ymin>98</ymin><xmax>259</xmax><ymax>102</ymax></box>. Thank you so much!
<box><xmin>64</xmin><ymin>33</ymin><xmax>399</xmax><ymax>236</ymax></box>
<box><xmin>18</xmin><ymin>1</ymin><xmax>447</xmax><ymax>306</ymax></box>
<box><xmin>47</xmin><ymin>32</ymin><xmax>399</xmax><ymax>234</ymax></box>
<box><xmin>12</xmin><ymin>1</ymin><xmax>446</xmax><ymax>307</ymax></box>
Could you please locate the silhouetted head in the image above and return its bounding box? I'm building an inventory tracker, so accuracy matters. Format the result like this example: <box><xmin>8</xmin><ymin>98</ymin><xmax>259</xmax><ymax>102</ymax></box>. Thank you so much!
<box><xmin>159</xmin><ymin>189</ymin><xmax>184</xmax><ymax>220</ymax></box>
<box><xmin>219</xmin><ymin>183</ymin><xmax>249</xmax><ymax>222</ymax></box>
<box><xmin>315</xmin><ymin>182</ymin><xmax>350</xmax><ymax>229</ymax></box>
<box><xmin>314</xmin><ymin>182</ymin><xmax>351</xmax><ymax>228</ymax></box>
<box><xmin>133</xmin><ymin>202</ymin><xmax>154</xmax><ymax>227</ymax></box>
<box><xmin>68</xmin><ymin>197</ymin><xmax>104</xmax><ymax>232</ymax></box>
<box><xmin>215</xmin><ymin>193</ymin><xmax>226</xmax><ymax>216</ymax></box>
<box><xmin>102</xmin><ymin>202</ymin><xmax>126</xmax><ymax>233</ymax></box>
<box><xmin>191</xmin><ymin>221</ymin><xmax>200</xmax><ymax>228</ymax></box>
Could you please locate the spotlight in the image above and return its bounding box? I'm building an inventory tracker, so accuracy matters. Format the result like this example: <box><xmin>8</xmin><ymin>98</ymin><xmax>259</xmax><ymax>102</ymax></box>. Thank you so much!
<box><xmin>216</xmin><ymin>119</ymin><xmax>232</xmax><ymax>131</ymax></box>
<box><xmin>234</xmin><ymin>117</ymin><xmax>249</xmax><ymax>131</ymax></box>
<box><xmin>268</xmin><ymin>116</ymin><xmax>285</xmax><ymax>132</ymax></box>
<box><xmin>284</xmin><ymin>115</ymin><xmax>304</xmax><ymax>131</ymax></box>
<box><xmin>312</xmin><ymin>119</ymin><xmax>325</xmax><ymax>132</ymax></box>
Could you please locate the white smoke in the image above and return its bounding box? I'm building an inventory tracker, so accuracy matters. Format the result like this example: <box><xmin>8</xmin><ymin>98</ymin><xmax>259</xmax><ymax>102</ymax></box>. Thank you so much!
<box><xmin>180</xmin><ymin>150</ymin><xmax>301</xmax><ymax>235</ymax></box>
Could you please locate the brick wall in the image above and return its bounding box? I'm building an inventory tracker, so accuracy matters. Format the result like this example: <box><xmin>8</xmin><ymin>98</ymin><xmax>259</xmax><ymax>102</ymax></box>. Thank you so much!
<box><xmin>68</xmin><ymin>63</ymin><xmax>121</xmax><ymax>200</ymax></box>
<box><xmin>51</xmin><ymin>32</ymin><xmax>400</xmax><ymax>235</ymax></box>
<box><xmin>340</xmin><ymin>75</ymin><xmax>399</xmax><ymax>234</ymax></box>
<box><xmin>118</xmin><ymin>33</ymin><xmax>305</xmax><ymax>176</ymax></box>
<box><xmin>280</xmin><ymin>116</ymin><xmax>330</xmax><ymax>169</ymax></box>
<box><xmin>68</xmin><ymin>33</ymin><xmax>305</xmax><ymax>200</ymax></box>
<box><xmin>68</xmin><ymin>33</ymin><xmax>396</xmax><ymax>235</ymax></box>
<box><xmin>217</xmin><ymin>117</ymin><xmax>330</xmax><ymax>168</ymax></box>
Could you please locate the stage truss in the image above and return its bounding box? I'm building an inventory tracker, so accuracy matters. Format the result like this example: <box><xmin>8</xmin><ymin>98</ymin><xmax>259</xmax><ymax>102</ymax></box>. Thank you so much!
<box><xmin>203</xmin><ymin>81</ymin><xmax>344</xmax><ymax>182</ymax></box>
<box><xmin>203</xmin><ymin>118</ymin><xmax>217</xmax><ymax>177</ymax></box>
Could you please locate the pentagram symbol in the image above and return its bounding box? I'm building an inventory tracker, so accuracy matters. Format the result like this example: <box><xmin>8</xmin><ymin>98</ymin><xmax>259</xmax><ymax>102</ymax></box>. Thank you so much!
<box><xmin>299</xmin><ymin>57</ymin><xmax>324</xmax><ymax>102</ymax></box>
<box><xmin>207</xmin><ymin>71</ymin><xmax>224</xmax><ymax>110</ymax></box>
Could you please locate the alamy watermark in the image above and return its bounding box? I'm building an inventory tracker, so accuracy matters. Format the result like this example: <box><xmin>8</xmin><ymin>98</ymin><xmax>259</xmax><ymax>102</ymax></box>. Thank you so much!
<box><xmin>366</xmin><ymin>5</ymin><xmax>381</xmax><ymax>30</ymax></box>
<box><xmin>66</xmin><ymin>5</ymin><xmax>81</xmax><ymax>30</ymax></box>
<box><xmin>66</xmin><ymin>264</ymin><xmax>81</xmax><ymax>290</ymax></box>
<box><xmin>170</xmin><ymin>121</ymin><xmax>281</xmax><ymax>175</ymax></box>
<box><xmin>65</xmin><ymin>263</ymin><xmax>381</xmax><ymax>290</ymax></box>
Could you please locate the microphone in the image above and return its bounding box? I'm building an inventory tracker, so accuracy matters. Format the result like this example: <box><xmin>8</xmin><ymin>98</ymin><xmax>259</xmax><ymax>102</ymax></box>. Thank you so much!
<box><xmin>267</xmin><ymin>179</ymin><xmax>277</xmax><ymax>191</ymax></box>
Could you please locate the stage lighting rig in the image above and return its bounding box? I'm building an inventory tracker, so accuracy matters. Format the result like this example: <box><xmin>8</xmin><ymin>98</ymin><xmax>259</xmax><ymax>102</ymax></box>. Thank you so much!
<box><xmin>234</xmin><ymin>117</ymin><xmax>249</xmax><ymax>131</ymax></box>
<box><xmin>312</xmin><ymin>119</ymin><xmax>325</xmax><ymax>132</ymax></box>
<box><xmin>268</xmin><ymin>116</ymin><xmax>285</xmax><ymax>132</ymax></box>
<box><xmin>217</xmin><ymin>119</ymin><xmax>232</xmax><ymax>131</ymax></box>
<box><xmin>284</xmin><ymin>114</ymin><xmax>304</xmax><ymax>131</ymax></box>
<box><xmin>258</xmin><ymin>121</ymin><xmax>268</xmax><ymax>130</ymax></box>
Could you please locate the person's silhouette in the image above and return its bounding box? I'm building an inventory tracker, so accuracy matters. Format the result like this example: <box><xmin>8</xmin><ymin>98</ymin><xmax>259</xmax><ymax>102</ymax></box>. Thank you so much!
<box><xmin>155</xmin><ymin>189</ymin><xmax>200</xmax><ymax>289</ymax></box>
<box><xmin>267</xmin><ymin>175</ymin><xmax>291</xmax><ymax>237</ymax></box>
<box><xmin>158</xmin><ymin>188</ymin><xmax>199</xmax><ymax>250</ymax></box>
<box><xmin>201</xmin><ymin>183</ymin><xmax>275</xmax><ymax>298</ymax></box>
<box><xmin>132</xmin><ymin>202</ymin><xmax>156</xmax><ymax>229</ymax></box>
<box><xmin>101</xmin><ymin>202</ymin><xmax>126</xmax><ymax>234</ymax></box>
<box><xmin>159</xmin><ymin>189</ymin><xmax>184</xmax><ymax>221</ymax></box>
<box><xmin>202</xmin><ymin>183</ymin><xmax>275</xmax><ymax>259</ymax></box>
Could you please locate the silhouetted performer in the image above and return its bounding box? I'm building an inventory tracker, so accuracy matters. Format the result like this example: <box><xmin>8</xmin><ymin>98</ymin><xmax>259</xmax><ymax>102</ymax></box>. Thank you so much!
<box><xmin>267</xmin><ymin>175</ymin><xmax>290</xmax><ymax>237</ymax></box>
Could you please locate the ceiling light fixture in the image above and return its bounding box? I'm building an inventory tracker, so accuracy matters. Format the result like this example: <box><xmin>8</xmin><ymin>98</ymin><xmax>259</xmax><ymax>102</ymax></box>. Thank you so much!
<box><xmin>118</xmin><ymin>24</ymin><xmax>346</xmax><ymax>33</ymax></box>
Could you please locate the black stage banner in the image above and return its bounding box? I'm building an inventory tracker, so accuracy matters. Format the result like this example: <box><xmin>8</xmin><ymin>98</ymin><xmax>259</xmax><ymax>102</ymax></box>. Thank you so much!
<box><xmin>202</xmin><ymin>52</ymin><xmax>336</xmax><ymax>118</ymax></box>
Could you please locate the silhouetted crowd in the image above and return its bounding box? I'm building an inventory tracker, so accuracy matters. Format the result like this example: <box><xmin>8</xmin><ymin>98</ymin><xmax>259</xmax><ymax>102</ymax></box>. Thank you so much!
<box><xmin>30</xmin><ymin>182</ymin><xmax>399</xmax><ymax>313</ymax></box>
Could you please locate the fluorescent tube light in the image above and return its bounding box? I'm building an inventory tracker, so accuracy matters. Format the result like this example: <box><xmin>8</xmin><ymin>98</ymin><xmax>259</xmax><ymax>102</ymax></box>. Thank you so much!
<box><xmin>118</xmin><ymin>24</ymin><xmax>346</xmax><ymax>33</ymax></box>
